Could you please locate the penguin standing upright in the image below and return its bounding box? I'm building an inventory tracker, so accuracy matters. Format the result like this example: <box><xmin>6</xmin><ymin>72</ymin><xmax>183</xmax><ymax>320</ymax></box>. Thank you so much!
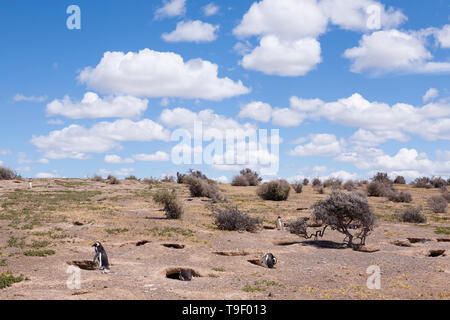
<box><xmin>276</xmin><ymin>216</ymin><xmax>283</xmax><ymax>231</ymax></box>
<box><xmin>92</xmin><ymin>242</ymin><xmax>110</xmax><ymax>271</ymax></box>
<box><xmin>261</xmin><ymin>253</ymin><xmax>277</xmax><ymax>269</ymax></box>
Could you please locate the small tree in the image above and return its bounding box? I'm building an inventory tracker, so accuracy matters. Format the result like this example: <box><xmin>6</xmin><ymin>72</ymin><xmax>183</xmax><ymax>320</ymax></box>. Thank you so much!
<box><xmin>292</xmin><ymin>182</ymin><xmax>303</xmax><ymax>194</ymax></box>
<box><xmin>312</xmin><ymin>178</ymin><xmax>322</xmax><ymax>187</ymax></box>
<box><xmin>288</xmin><ymin>191</ymin><xmax>376</xmax><ymax>248</ymax></box>
<box><xmin>303</xmin><ymin>178</ymin><xmax>309</xmax><ymax>186</ymax></box>
<box><xmin>0</xmin><ymin>167</ymin><xmax>19</xmax><ymax>180</ymax></box>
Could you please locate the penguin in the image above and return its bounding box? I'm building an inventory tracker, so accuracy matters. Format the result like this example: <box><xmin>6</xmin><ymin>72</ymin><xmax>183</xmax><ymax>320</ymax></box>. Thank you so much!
<box><xmin>276</xmin><ymin>216</ymin><xmax>283</xmax><ymax>231</ymax></box>
<box><xmin>261</xmin><ymin>253</ymin><xmax>277</xmax><ymax>269</ymax></box>
<box><xmin>92</xmin><ymin>242</ymin><xmax>110</xmax><ymax>271</ymax></box>
<box><xmin>179</xmin><ymin>269</ymin><xmax>193</xmax><ymax>281</ymax></box>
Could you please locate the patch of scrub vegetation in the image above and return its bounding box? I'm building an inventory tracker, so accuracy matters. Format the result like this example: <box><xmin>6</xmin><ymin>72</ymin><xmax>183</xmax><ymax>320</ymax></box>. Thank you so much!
<box><xmin>0</xmin><ymin>259</ymin><xmax>7</xmax><ymax>266</ymax></box>
<box><xmin>147</xmin><ymin>226</ymin><xmax>194</xmax><ymax>239</ymax></box>
<box><xmin>434</xmin><ymin>226</ymin><xmax>450</xmax><ymax>235</ymax></box>
<box><xmin>243</xmin><ymin>280</ymin><xmax>283</xmax><ymax>292</ymax></box>
<box><xmin>32</xmin><ymin>230</ymin><xmax>68</xmax><ymax>239</ymax></box>
<box><xmin>212</xmin><ymin>267</ymin><xmax>225</xmax><ymax>272</ymax></box>
<box><xmin>105</xmin><ymin>228</ymin><xmax>129</xmax><ymax>235</ymax></box>
<box><xmin>8</xmin><ymin>237</ymin><xmax>26</xmax><ymax>249</ymax></box>
<box><xmin>54</xmin><ymin>180</ymin><xmax>86</xmax><ymax>188</ymax></box>
<box><xmin>0</xmin><ymin>272</ymin><xmax>24</xmax><ymax>289</ymax></box>
<box><xmin>30</xmin><ymin>240</ymin><xmax>50</xmax><ymax>249</ymax></box>
<box><xmin>23</xmin><ymin>249</ymin><xmax>55</xmax><ymax>257</ymax></box>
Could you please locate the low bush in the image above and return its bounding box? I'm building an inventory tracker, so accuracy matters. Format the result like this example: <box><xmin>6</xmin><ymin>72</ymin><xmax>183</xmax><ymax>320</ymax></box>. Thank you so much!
<box><xmin>367</xmin><ymin>181</ymin><xmax>392</xmax><ymax>197</ymax></box>
<box><xmin>213</xmin><ymin>206</ymin><xmax>262</xmax><ymax>232</ymax></box>
<box><xmin>91</xmin><ymin>175</ymin><xmax>104</xmax><ymax>182</ymax></box>
<box><xmin>152</xmin><ymin>189</ymin><xmax>184</xmax><ymax>219</ymax></box>
<box><xmin>0</xmin><ymin>272</ymin><xmax>24</xmax><ymax>289</ymax></box>
<box><xmin>394</xmin><ymin>176</ymin><xmax>406</xmax><ymax>184</ymax></box>
<box><xmin>143</xmin><ymin>177</ymin><xmax>161</xmax><ymax>184</ymax></box>
<box><xmin>0</xmin><ymin>167</ymin><xmax>19</xmax><ymax>180</ymax></box>
<box><xmin>343</xmin><ymin>180</ymin><xmax>355</xmax><ymax>191</ymax></box>
<box><xmin>185</xmin><ymin>176</ymin><xmax>224</xmax><ymax>202</ymax></box>
<box><xmin>291</xmin><ymin>182</ymin><xmax>303</xmax><ymax>194</ymax></box>
<box><xmin>312</xmin><ymin>178</ymin><xmax>322</xmax><ymax>187</ymax></box>
<box><xmin>256</xmin><ymin>179</ymin><xmax>290</xmax><ymax>201</ymax></box>
<box><xmin>427</xmin><ymin>196</ymin><xmax>448</xmax><ymax>213</ymax></box>
<box><xmin>431</xmin><ymin>177</ymin><xmax>446</xmax><ymax>189</ymax></box>
<box><xmin>388</xmin><ymin>191</ymin><xmax>412</xmax><ymax>203</ymax></box>
<box><xmin>372</xmin><ymin>172</ymin><xmax>393</xmax><ymax>186</ymax></box>
<box><xmin>231</xmin><ymin>168</ymin><xmax>262</xmax><ymax>186</ymax></box>
<box><xmin>125</xmin><ymin>175</ymin><xmax>139</xmax><ymax>181</ymax></box>
<box><xmin>441</xmin><ymin>189</ymin><xmax>450</xmax><ymax>203</ymax></box>
<box><xmin>323</xmin><ymin>178</ymin><xmax>342</xmax><ymax>189</ymax></box>
<box><xmin>414</xmin><ymin>177</ymin><xmax>432</xmax><ymax>189</ymax></box>
<box><xmin>161</xmin><ymin>175</ymin><xmax>175</xmax><ymax>183</ymax></box>
<box><xmin>303</xmin><ymin>178</ymin><xmax>309</xmax><ymax>186</ymax></box>
<box><xmin>107</xmin><ymin>175</ymin><xmax>120</xmax><ymax>185</ymax></box>
<box><xmin>398</xmin><ymin>206</ymin><xmax>426</xmax><ymax>223</ymax></box>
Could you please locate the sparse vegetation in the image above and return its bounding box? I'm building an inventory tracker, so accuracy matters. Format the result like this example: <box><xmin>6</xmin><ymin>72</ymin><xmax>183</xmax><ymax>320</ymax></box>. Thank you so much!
<box><xmin>213</xmin><ymin>205</ymin><xmax>262</xmax><ymax>233</ymax></box>
<box><xmin>0</xmin><ymin>166</ymin><xmax>19</xmax><ymax>180</ymax></box>
<box><xmin>427</xmin><ymin>196</ymin><xmax>448</xmax><ymax>213</ymax></box>
<box><xmin>107</xmin><ymin>175</ymin><xmax>120</xmax><ymax>185</ymax></box>
<box><xmin>105</xmin><ymin>228</ymin><xmax>129</xmax><ymax>235</ymax></box>
<box><xmin>291</xmin><ymin>182</ymin><xmax>303</xmax><ymax>193</ymax></box>
<box><xmin>23</xmin><ymin>249</ymin><xmax>55</xmax><ymax>257</ymax></box>
<box><xmin>125</xmin><ymin>175</ymin><xmax>139</xmax><ymax>181</ymax></box>
<box><xmin>312</xmin><ymin>178</ymin><xmax>322</xmax><ymax>187</ymax></box>
<box><xmin>388</xmin><ymin>191</ymin><xmax>412</xmax><ymax>203</ymax></box>
<box><xmin>185</xmin><ymin>176</ymin><xmax>224</xmax><ymax>202</ymax></box>
<box><xmin>303</xmin><ymin>178</ymin><xmax>309</xmax><ymax>186</ymax></box>
<box><xmin>398</xmin><ymin>206</ymin><xmax>427</xmax><ymax>223</ymax></box>
<box><xmin>231</xmin><ymin>168</ymin><xmax>262</xmax><ymax>186</ymax></box>
<box><xmin>257</xmin><ymin>179</ymin><xmax>290</xmax><ymax>201</ymax></box>
<box><xmin>0</xmin><ymin>272</ymin><xmax>24</xmax><ymax>289</ymax></box>
<box><xmin>343</xmin><ymin>180</ymin><xmax>355</xmax><ymax>191</ymax></box>
<box><xmin>414</xmin><ymin>177</ymin><xmax>432</xmax><ymax>189</ymax></box>
<box><xmin>394</xmin><ymin>176</ymin><xmax>406</xmax><ymax>184</ymax></box>
<box><xmin>323</xmin><ymin>178</ymin><xmax>342</xmax><ymax>189</ymax></box>
<box><xmin>367</xmin><ymin>181</ymin><xmax>392</xmax><ymax>197</ymax></box>
<box><xmin>289</xmin><ymin>191</ymin><xmax>376</xmax><ymax>247</ymax></box>
<box><xmin>91</xmin><ymin>175</ymin><xmax>104</xmax><ymax>182</ymax></box>
<box><xmin>152</xmin><ymin>189</ymin><xmax>184</xmax><ymax>219</ymax></box>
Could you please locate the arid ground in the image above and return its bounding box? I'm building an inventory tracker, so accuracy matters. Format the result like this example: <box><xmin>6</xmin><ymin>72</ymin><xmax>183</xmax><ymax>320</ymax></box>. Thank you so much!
<box><xmin>0</xmin><ymin>179</ymin><xmax>448</xmax><ymax>300</ymax></box>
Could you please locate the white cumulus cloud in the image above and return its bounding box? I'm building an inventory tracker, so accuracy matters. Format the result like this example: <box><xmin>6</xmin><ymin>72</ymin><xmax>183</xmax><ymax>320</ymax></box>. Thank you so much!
<box><xmin>162</xmin><ymin>20</ymin><xmax>219</xmax><ymax>43</ymax></box>
<box><xmin>78</xmin><ymin>49</ymin><xmax>250</xmax><ymax>101</ymax></box>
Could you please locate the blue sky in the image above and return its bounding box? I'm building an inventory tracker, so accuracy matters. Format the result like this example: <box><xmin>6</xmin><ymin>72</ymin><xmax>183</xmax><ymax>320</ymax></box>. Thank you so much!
<box><xmin>0</xmin><ymin>0</ymin><xmax>449</xmax><ymax>182</ymax></box>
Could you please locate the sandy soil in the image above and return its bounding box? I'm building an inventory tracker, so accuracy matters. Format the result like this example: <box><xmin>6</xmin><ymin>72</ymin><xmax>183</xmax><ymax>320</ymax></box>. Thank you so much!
<box><xmin>0</xmin><ymin>179</ymin><xmax>448</xmax><ymax>300</ymax></box>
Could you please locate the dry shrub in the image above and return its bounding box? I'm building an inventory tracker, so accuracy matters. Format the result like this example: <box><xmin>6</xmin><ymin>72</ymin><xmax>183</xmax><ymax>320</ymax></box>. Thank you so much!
<box><xmin>231</xmin><ymin>168</ymin><xmax>262</xmax><ymax>186</ymax></box>
<box><xmin>303</xmin><ymin>178</ymin><xmax>309</xmax><ymax>186</ymax></box>
<box><xmin>161</xmin><ymin>175</ymin><xmax>175</xmax><ymax>183</ymax></box>
<box><xmin>185</xmin><ymin>176</ymin><xmax>224</xmax><ymax>202</ymax></box>
<box><xmin>291</xmin><ymin>182</ymin><xmax>303</xmax><ymax>193</ymax></box>
<box><xmin>427</xmin><ymin>196</ymin><xmax>448</xmax><ymax>213</ymax></box>
<box><xmin>143</xmin><ymin>177</ymin><xmax>161</xmax><ymax>184</ymax></box>
<box><xmin>431</xmin><ymin>177</ymin><xmax>446</xmax><ymax>189</ymax></box>
<box><xmin>388</xmin><ymin>191</ymin><xmax>412</xmax><ymax>203</ymax></box>
<box><xmin>323</xmin><ymin>178</ymin><xmax>342</xmax><ymax>189</ymax></box>
<box><xmin>314</xmin><ymin>186</ymin><xmax>325</xmax><ymax>194</ymax></box>
<box><xmin>441</xmin><ymin>189</ymin><xmax>450</xmax><ymax>203</ymax></box>
<box><xmin>398</xmin><ymin>206</ymin><xmax>426</xmax><ymax>223</ymax></box>
<box><xmin>256</xmin><ymin>179</ymin><xmax>290</xmax><ymax>201</ymax></box>
<box><xmin>289</xmin><ymin>191</ymin><xmax>376</xmax><ymax>247</ymax></box>
<box><xmin>367</xmin><ymin>181</ymin><xmax>392</xmax><ymax>197</ymax></box>
<box><xmin>152</xmin><ymin>189</ymin><xmax>183</xmax><ymax>219</ymax></box>
<box><xmin>91</xmin><ymin>174</ymin><xmax>104</xmax><ymax>182</ymax></box>
<box><xmin>125</xmin><ymin>175</ymin><xmax>138</xmax><ymax>181</ymax></box>
<box><xmin>414</xmin><ymin>177</ymin><xmax>432</xmax><ymax>189</ymax></box>
<box><xmin>177</xmin><ymin>169</ymin><xmax>208</xmax><ymax>184</ymax></box>
<box><xmin>312</xmin><ymin>178</ymin><xmax>322</xmax><ymax>187</ymax></box>
<box><xmin>107</xmin><ymin>175</ymin><xmax>120</xmax><ymax>185</ymax></box>
<box><xmin>372</xmin><ymin>172</ymin><xmax>393</xmax><ymax>186</ymax></box>
<box><xmin>0</xmin><ymin>167</ymin><xmax>18</xmax><ymax>180</ymax></box>
<box><xmin>343</xmin><ymin>180</ymin><xmax>355</xmax><ymax>191</ymax></box>
<box><xmin>394</xmin><ymin>176</ymin><xmax>406</xmax><ymax>184</ymax></box>
<box><xmin>213</xmin><ymin>206</ymin><xmax>262</xmax><ymax>232</ymax></box>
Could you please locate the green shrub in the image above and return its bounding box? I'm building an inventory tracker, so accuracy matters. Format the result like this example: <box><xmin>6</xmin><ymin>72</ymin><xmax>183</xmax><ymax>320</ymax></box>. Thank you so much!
<box><xmin>23</xmin><ymin>249</ymin><xmax>55</xmax><ymax>257</ymax></box>
<box><xmin>257</xmin><ymin>179</ymin><xmax>290</xmax><ymax>201</ymax></box>
<box><xmin>0</xmin><ymin>272</ymin><xmax>24</xmax><ymax>289</ymax></box>
<box><xmin>153</xmin><ymin>189</ymin><xmax>184</xmax><ymax>219</ymax></box>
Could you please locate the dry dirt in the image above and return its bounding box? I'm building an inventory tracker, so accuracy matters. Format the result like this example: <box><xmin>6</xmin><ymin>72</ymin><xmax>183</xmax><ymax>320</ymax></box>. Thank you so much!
<box><xmin>0</xmin><ymin>179</ymin><xmax>448</xmax><ymax>300</ymax></box>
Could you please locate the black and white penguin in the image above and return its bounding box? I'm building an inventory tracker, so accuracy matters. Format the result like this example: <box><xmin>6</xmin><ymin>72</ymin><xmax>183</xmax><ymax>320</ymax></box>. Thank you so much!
<box><xmin>261</xmin><ymin>253</ymin><xmax>277</xmax><ymax>269</ymax></box>
<box><xmin>276</xmin><ymin>216</ymin><xmax>283</xmax><ymax>231</ymax></box>
<box><xmin>92</xmin><ymin>241</ymin><xmax>110</xmax><ymax>270</ymax></box>
<box><xmin>179</xmin><ymin>269</ymin><xmax>193</xmax><ymax>281</ymax></box>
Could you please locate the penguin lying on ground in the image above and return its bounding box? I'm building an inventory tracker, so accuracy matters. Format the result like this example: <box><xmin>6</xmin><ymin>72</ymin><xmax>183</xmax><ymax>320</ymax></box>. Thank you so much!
<box><xmin>261</xmin><ymin>253</ymin><xmax>277</xmax><ymax>268</ymax></box>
